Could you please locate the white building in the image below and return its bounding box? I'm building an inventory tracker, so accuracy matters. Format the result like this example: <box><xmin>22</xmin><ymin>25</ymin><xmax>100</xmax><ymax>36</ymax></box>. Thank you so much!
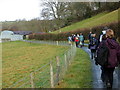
<box><xmin>0</xmin><ymin>30</ymin><xmax>23</xmax><ymax>42</ymax></box>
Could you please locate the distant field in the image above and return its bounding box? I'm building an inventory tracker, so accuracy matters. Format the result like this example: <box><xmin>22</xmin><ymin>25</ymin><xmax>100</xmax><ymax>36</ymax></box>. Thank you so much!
<box><xmin>53</xmin><ymin>9</ymin><xmax>119</xmax><ymax>33</ymax></box>
<box><xmin>2</xmin><ymin>41</ymin><xmax>69</xmax><ymax>88</ymax></box>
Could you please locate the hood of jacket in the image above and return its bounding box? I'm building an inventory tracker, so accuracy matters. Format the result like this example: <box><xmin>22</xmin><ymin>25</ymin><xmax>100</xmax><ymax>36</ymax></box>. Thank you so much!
<box><xmin>106</xmin><ymin>38</ymin><xmax>118</xmax><ymax>49</ymax></box>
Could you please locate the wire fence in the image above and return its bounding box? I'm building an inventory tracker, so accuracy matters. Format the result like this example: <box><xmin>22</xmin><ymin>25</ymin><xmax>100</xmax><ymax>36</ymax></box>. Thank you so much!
<box><xmin>8</xmin><ymin>40</ymin><xmax>76</xmax><ymax>88</ymax></box>
<box><xmin>22</xmin><ymin>40</ymin><xmax>71</xmax><ymax>46</ymax></box>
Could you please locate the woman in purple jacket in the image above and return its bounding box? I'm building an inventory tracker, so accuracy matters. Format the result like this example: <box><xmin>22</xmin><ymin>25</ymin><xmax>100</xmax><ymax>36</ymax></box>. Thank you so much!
<box><xmin>98</xmin><ymin>29</ymin><xmax>120</xmax><ymax>88</ymax></box>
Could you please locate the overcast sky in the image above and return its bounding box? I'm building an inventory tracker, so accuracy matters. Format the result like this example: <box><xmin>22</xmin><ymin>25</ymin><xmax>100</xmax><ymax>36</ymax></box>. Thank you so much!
<box><xmin>0</xmin><ymin>0</ymin><xmax>118</xmax><ymax>22</ymax></box>
<box><xmin>0</xmin><ymin>0</ymin><xmax>42</xmax><ymax>21</ymax></box>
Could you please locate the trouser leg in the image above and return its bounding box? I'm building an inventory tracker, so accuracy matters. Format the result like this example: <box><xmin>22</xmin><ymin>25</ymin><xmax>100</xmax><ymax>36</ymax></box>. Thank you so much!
<box><xmin>101</xmin><ymin>67</ymin><xmax>105</xmax><ymax>82</ymax></box>
<box><xmin>94</xmin><ymin>51</ymin><xmax>96</xmax><ymax>58</ymax></box>
<box><xmin>75</xmin><ymin>42</ymin><xmax>77</xmax><ymax>47</ymax></box>
<box><xmin>91</xmin><ymin>49</ymin><xmax>96</xmax><ymax>59</ymax></box>
<box><xmin>91</xmin><ymin>50</ymin><xmax>93</xmax><ymax>59</ymax></box>
<box><xmin>93</xmin><ymin>50</ymin><xmax>96</xmax><ymax>58</ymax></box>
<box><xmin>107</xmin><ymin>68</ymin><xmax>115</xmax><ymax>88</ymax></box>
<box><xmin>82</xmin><ymin>41</ymin><xmax>84</xmax><ymax>46</ymax></box>
<box><xmin>102</xmin><ymin>67</ymin><xmax>115</xmax><ymax>88</ymax></box>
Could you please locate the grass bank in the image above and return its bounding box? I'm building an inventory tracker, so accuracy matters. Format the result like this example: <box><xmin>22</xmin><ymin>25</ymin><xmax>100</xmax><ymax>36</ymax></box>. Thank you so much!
<box><xmin>53</xmin><ymin>9</ymin><xmax>119</xmax><ymax>33</ymax></box>
<box><xmin>2</xmin><ymin>41</ymin><xmax>69</xmax><ymax>88</ymax></box>
<box><xmin>56</xmin><ymin>48</ymin><xmax>92</xmax><ymax>88</ymax></box>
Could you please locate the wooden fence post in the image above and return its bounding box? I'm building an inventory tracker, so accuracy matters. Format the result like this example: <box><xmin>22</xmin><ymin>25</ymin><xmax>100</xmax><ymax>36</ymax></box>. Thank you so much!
<box><xmin>68</xmin><ymin>51</ymin><xmax>71</xmax><ymax>65</ymax></box>
<box><xmin>50</xmin><ymin>61</ymin><xmax>54</xmax><ymax>88</ymax></box>
<box><xmin>71</xmin><ymin>43</ymin><xmax>72</xmax><ymax>46</ymax></box>
<box><xmin>69</xmin><ymin>50</ymin><xmax>72</xmax><ymax>64</ymax></box>
<box><xmin>56</xmin><ymin>56</ymin><xmax>60</xmax><ymax>85</ymax></box>
<box><xmin>64</xmin><ymin>54</ymin><xmax>67</xmax><ymax>70</ymax></box>
<box><xmin>30</xmin><ymin>72</ymin><xmax>34</xmax><ymax>88</ymax></box>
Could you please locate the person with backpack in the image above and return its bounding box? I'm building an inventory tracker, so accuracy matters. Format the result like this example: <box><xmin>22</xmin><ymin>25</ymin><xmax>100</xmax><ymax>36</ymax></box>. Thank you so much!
<box><xmin>88</xmin><ymin>31</ymin><xmax>92</xmax><ymax>43</ymax></box>
<box><xmin>95</xmin><ymin>29</ymin><xmax>120</xmax><ymax>88</ymax></box>
<box><xmin>89</xmin><ymin>33</ymin><xmax>98</xmax><ymax>59</ymax></box>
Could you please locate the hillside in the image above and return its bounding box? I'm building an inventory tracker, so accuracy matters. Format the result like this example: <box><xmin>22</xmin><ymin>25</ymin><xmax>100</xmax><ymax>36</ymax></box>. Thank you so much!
<box><xmin>52</xmin><ymin>9</ymin><xmax>119</xmax><ymax>33</ymax></box>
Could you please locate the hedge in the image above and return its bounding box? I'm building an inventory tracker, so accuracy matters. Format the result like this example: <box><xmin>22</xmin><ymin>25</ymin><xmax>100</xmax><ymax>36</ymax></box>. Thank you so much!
<box><xmin>29</xmin><ymin>21</ymin><xmax>119</xmax><ymax>42</ymax></box>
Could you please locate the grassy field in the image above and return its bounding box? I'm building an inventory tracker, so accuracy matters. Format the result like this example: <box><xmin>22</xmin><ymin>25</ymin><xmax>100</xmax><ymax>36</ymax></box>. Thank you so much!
<box><xmin>53</xmin><ymin>9</ymin><xmax>119</xmax><ymax>33</ymax></box>
<box><xmin>56</xmin><ymin>48</ymin><xmax>92</xmax><ymax>88</ymax></box>
<box><xmin>2</xmin><ymin>41</ymin><xmax>69</xmax><ymax>88</ymax></box>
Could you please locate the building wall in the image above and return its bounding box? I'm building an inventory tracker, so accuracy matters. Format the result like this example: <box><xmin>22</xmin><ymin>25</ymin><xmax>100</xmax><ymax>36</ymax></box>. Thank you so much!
<box><xmin>0</xmin><ymin>30</ymin><xmax>23</xmax><ymax>42</ymax></box>
<box><xmin>11</xmin><ymin>35</ymin><xmax>23</xmax><ymax>41</ymax></box>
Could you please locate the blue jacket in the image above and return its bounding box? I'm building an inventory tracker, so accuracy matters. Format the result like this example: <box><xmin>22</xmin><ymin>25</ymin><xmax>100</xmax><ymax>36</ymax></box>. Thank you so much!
<box><xmin>79</xmin><ymin>35</ymin><xmax>84</xmax><ymax>41</ymax></box>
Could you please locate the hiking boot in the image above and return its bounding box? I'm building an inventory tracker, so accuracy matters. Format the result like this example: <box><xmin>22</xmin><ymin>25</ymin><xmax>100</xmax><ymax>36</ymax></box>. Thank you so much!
<box><xmin>94</xmin><ymin>56</ymin><xmax>96</xmax><ymax>59</ymax></box>
<box><xmin>101</xmin><ymin>74</ymin><xmax>105</xmax><ymax>82</ymax></box>
<box><xmin>101</xmin><ymin>77</ymin><xmax>105</xmax><ymax>82</ymax></box>
<box><xmin>91</xmin><ymin>56</ymin><xmax>93</xmax><ymax>59</ymax></box>
<box><xmin>106</xmin><ymin>82</ymin><xmax>112</xmax><ymax>89</ymax></box>
<box><xmin>95</xmin><ymin>62</ymin><xmax>98</xmax><ymax>65</ymax></box>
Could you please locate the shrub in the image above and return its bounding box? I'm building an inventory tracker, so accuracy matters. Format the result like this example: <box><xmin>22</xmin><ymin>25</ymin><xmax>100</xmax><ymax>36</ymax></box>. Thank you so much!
<box><xmin>28</xmin><ymin>21</ymin><xmax>119</xmax><ymax>41</ymax></box>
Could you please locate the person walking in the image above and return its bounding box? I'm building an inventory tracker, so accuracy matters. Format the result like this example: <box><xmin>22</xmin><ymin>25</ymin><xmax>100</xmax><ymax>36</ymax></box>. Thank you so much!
<box><xmin>82</xmin><ymin>33</ymin><xmax>85</xmax><ymax>46</ymax></box>
<box><xmin>71</xmin><ymin>34</ymin><xmax>75</xmax><ymax>42</ymax></box>
<box><xmin>96</xmin><ymin>29</ymin><xmax>120</xmax><ymax>89</ymax></box>
<box><xmin>68</xmin><ymin>36</ymin><xmax>72</xmax><ymax>45</ymax></box>
<box><xmin>79</xmin><ymin>32</ymin><xmax>84</xmax><ymax>48</ymax></box>
<box><xmin>74</xmin><ymin>34</ymin><xmax>79</xmax><ymax>47</ymax></box>
<box><xmin>98</xmin><ymin>27</ymin><xmax>108</xmax><ymax>44</ymax></box>
<box><xmin>89</xmin><ymin>33</ymin><xmax>98</xmax><ymax>59</ymax></box>
<box><xmin>88</xmin><ymin>31</ymin><xmax>92</xmax><ymax>43</ymax></box>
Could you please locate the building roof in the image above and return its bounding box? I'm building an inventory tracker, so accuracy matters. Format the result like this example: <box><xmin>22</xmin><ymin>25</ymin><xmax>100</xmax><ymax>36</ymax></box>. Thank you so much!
<box><xmin>1</xmin><ymin>30</ymin><xmax>14</xmax><ymax>35</ymax></box>
<box><xmin>13</xmin><ymin>31</ymin><xmax>32</xmax><ymax>35</ymax></box>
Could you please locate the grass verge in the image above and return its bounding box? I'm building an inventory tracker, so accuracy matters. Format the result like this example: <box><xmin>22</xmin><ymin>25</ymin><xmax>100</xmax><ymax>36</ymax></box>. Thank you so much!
<box><xmin>56</xmin><ymin>48</ymin><xmax>92</xmax><ymax>88</ymax></box>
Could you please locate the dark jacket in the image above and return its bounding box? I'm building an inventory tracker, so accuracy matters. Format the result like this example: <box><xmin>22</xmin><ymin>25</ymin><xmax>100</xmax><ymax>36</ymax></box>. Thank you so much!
<box><xmin>105</xmin><ymin>38</ymin><xmax>120</xmax><ymax>68</ymax></box>
<box><xmin>89</xmin><ymin>37</ymin><xmax>98</xmax><ymax>50</ymax></box>
<box><xmin>117</xmin><ymin>46</ymin><xmax>120</xmax><ymax>63</ymax></box>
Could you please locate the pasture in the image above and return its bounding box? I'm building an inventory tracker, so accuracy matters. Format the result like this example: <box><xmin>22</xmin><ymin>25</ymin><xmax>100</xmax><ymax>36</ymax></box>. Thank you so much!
<box><xmin>2</xmin><ymin>41</ymin><xmax>69</xmax><ymax>87</ymax></box>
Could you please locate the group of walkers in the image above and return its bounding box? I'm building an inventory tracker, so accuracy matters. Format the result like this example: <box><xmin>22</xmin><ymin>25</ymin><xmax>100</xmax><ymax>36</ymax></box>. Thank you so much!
<box><xmin>88</xmin><ymin>27</ymin><xmax>120</xmax><ymax>89</ymax></box>
<box><xmin>68</xmin><ymin>27</ymin><xmax>120</xmax><ymax>89</ymax></box>
<box><xmin>68</xmin><ymin>32</ymin><xmax>84</xmax><ymax>48</ymax></box>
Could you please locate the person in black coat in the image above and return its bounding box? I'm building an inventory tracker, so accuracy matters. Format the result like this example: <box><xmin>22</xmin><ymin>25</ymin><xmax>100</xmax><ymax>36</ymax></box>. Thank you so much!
<box><xmin>89</xmin><ymin>34</ymin><xmax>98</xmax><ymax>59</ymax></box>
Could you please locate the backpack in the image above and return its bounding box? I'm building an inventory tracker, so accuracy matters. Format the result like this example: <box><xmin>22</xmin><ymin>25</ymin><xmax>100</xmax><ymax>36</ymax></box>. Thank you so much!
<box><xmin>95</xmin><ymin>41</ymin><xmax>109</xmax><ymax>66</ymax></box>
<box><xmin>90</xmin><ymin>38</ymin><xmax>96</xmax><ymax>45</ymax></box>
<box><xmin>88</xmin><ymin>38</ymin><xmax>97</xmax><ymax>49</ymax></box>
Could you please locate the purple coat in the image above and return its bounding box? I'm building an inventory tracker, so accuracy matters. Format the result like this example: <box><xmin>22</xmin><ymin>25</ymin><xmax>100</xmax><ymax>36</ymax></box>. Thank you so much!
<box><xmin>105</xmin><ymin>38</ymin><xmax>120</xmax><ymax>68</ymax></box>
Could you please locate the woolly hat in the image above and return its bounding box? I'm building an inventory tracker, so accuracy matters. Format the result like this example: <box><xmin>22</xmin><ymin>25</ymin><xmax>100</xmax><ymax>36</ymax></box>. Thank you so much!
<box><xmin>103</xmin><ymin>26</ymin><xmax>109</xmax><ymax>30</ymax></box>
